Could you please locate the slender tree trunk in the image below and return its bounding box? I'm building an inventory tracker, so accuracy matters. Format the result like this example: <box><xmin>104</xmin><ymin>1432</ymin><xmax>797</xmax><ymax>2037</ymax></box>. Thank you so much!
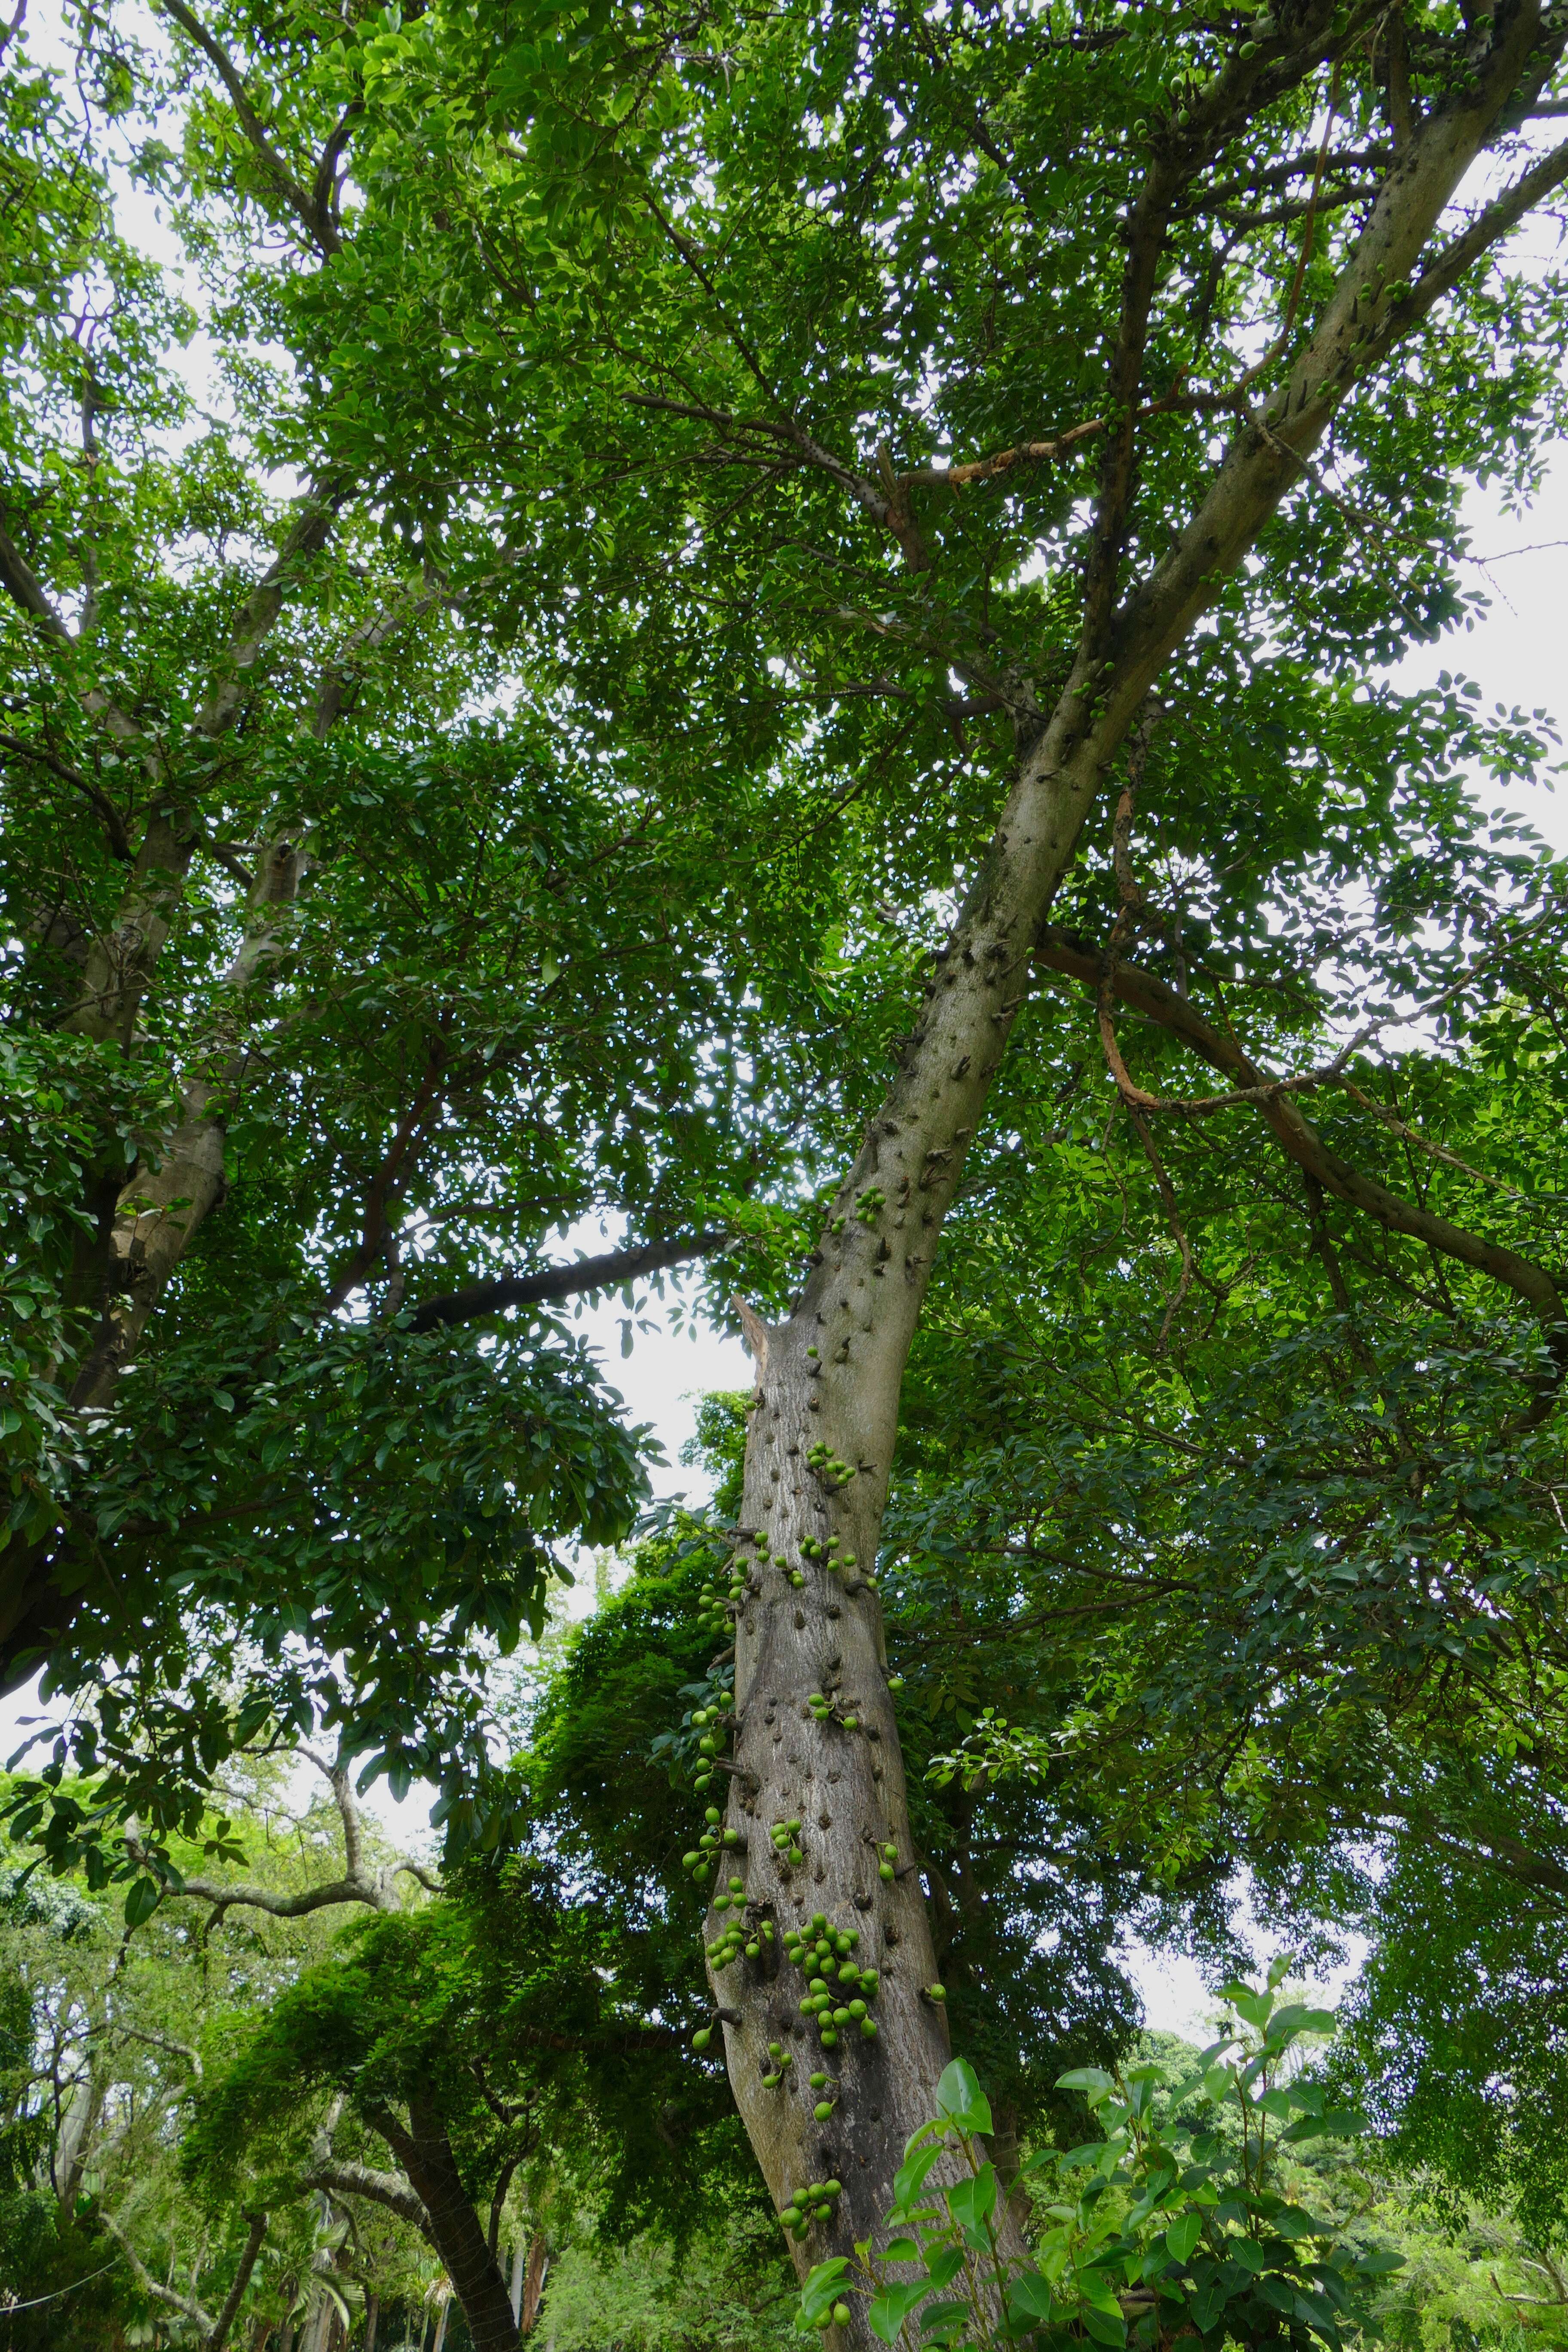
<box><xmin>386</xmin><ymin>2098</ymin><xmax>521</xmax><ymax>2352</ymax></box>
<box><xmin>519</xmin><ymin>2234</ymin><xmax>547</xmax><ymax>2334</ymax></box>
<box><xmin>508</xmin><ymin>2242</ymin><xmax>524</xmax><ymax>2326</ymax></box>
<box><xmin>364</xmin><ymin>2294</ymin><xmax>380</xmax><ymax>2352</ymax></box>
<box><xmin>431</xmin><ymin>2297</ymin><xmax>450</xmax><ymax>2352</ymax></box>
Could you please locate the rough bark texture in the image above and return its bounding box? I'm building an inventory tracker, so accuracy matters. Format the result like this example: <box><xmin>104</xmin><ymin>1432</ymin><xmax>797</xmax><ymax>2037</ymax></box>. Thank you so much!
<box><xmin>712</xmin><ymin>12</ymin><xmax>1562</xmax><ymax>2326</ymax></box>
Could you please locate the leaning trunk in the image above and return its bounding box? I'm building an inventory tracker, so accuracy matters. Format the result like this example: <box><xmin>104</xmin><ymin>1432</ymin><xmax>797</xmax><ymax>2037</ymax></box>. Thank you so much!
<box><xmin>396</xmin><ymin>2099</ymin><xmax>522</xmax><ymax>2352</ymax></box>
<box><xmin>712</xmin><ymin>700</ymin><xmax>1116</xmax><ymax>2311</ymax></box>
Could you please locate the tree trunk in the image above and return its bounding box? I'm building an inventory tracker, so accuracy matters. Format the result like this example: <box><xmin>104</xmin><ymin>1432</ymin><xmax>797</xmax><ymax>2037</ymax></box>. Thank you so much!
<box><xmin>430</xmin><ymin>2297</ymin><xmax>450</xmax><ymax>2352</ymax></box>
<box><xmin>364</xmin><ymin>2294</ymin><xmax>380</xmax><ymax>2352</ymax></box>
<box><xmin>0</xmin><ymin>833</ymin><xmax>307</xmax><ymax>1682</ymax></box>
<box><xmin>508</xmin><ymin>2242</ymin><xmax>524</xmax><ymax>2326</ymax></box>
<box><xmin>520</xmin><ymin>2233</ymin><xmax>547</xmax><ymax>2334</ymax></box>
<box><xmin>711</xmin><ymin>16</ymin><xmax>1553</xmax><ymax>2317</ymax></box>
<box><xmin>390</xmin><ymin>2098</ymin><xmax>521</xmax><ymax>2352</ymax></box>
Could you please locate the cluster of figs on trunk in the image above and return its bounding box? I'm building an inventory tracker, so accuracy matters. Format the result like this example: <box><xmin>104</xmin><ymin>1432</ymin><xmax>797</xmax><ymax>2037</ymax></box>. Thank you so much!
<box><xmin>787</xmin><ymin>1914</ymin><xmax>880</xmax><ymax>2048</ymax></box>
<box><xmin>779</xmin><ymin>2173</ymin><xmax>844</xmax><ymax>2248</ymax></box>
<box><xmin>681</xmin><ymin>1797</ymin><xmax>741</xmax><ymax>1886</ymax></box>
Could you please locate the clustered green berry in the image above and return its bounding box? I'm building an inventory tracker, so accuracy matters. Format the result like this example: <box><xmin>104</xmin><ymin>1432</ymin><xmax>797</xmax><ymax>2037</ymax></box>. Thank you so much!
<box><xmin>798</xmin><ymin>1534</ymin><xmax>858</xmax><ymax>1577</ymax></box>
<box><xmin>879</xmin><ymin>1840</ymin><xmax>897</xmax><ymax>1882</ymax></box>
<box><xmin>854</xmin><ymin>1187</ymin><xmax>885</xmax><ymax>1225</ymax></box>
<box><xmin>761</xmin><ymin>2040</ymin><xmax>794</xmax><ymax>2089</ymax></box>
<box><xmin>784</xmin><ymin>1914</ymin><xmax>880</xmax><ymax>2046</ymax></box>
<box><xmin>681</xmin><ymin>1803</ymin><xmax>736</xmax><ymax>1884</ymax></box>
<box><xmin>770</xmin><ymin>1816</ymin><xmax>805</xmax><ymax>1865</ymax></box>
<box><xmin>806</xmin><ymin>1440</ymin><xmax>857</xmax><ymax>1487</ymax></box>
<box><xmin>778</xmin><ymin>2177</ymin><xmax>842</xmax><ymax>2243</ymax></box>
<box><xmin>710</xmin><ymin>1872</ymin><xmax>747</xmax><ymax>1929</ymax></box>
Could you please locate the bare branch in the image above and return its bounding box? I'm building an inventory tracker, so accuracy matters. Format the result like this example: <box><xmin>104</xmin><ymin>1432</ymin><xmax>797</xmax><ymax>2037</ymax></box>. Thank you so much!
<box><xmin>410</xmin><ymin>1228</ymin><xmax>732</xmax><ymax>1332</ymax></box>
<box><xmin>101</xmin><ymin>2212</ymin><xmax>215</xmax><ymax>2335</ymax></box>
<box><xmin>116</xmin><ymin>2023</ymin><xmax>203</xmax><ymax>2082</ymax></box>
<box><xmin>124</xmin><ymin>1830</ymin><xmax>396</xmax><ymax>1919</ymax></box>
<box><xmin>305</xmin><ymin>2162</ymin><xmax>434</xmax><ymax>2240</ymax></box>
<box><xmin>205</xmin><ymin>2211</ymin><xmax>268</xmax><ymax>2352</ymax></box>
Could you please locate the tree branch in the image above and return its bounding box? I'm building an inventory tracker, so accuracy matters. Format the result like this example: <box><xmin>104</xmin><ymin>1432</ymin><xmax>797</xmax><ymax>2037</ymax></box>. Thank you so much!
<box><xmin>1036</xmin><ymin>928</ymin><xmax>1565</xmax><ymax>1339</ymax></box>
<box><xmin>0</xmin><ymin>515</ymin><xmax>71</xmax><ymax>642</ymax></box>
<box><xmin>205</xmin><ymin>2211</ymin><xmax>268</xmax><ymax>2352</ymax></box>
<box><xmin>305</xmin><ymin>2162</ymin><xmax>434</xmax><ymax>2240</ymax></box>
<box><xmin>116</xmin><ymin>2023</ymin><xmax>203</xmax><ymax>2081</ymax></box>
<box><xmin>124</xmin><ymin>1830</ymin><xmax>396</xmax><ymax>1919</ymax></box>
<box><xmin>409</xmin><ymin>1228</ymin><xmax>732</xmax><ymax>1332</ymax></box>
<box><xmin>0</xmin><ymin>731</ymin><xmax>132</xmax><ymax>859</ymax></box>
<box><xmin>101</xmin><ymin>2212</ymin><xmax>215</xmax><ymax>2335</ymax></box>
<box><xmin>153</xmin><ymin>0</ymin><xmax>341</xmax><ymax>254</ymax></box>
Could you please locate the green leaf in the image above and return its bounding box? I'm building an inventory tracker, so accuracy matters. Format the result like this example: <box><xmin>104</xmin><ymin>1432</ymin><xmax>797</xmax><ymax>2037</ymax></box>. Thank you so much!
<box><xmin>947</xmin><ymin>2166</ymin><xmax>997</xmax><ymax>2242</ymax></box>
<box><xmin>1217</xmin><ymin>1981</ymin><xmax>1274</xmax><ymax>2031</ymax></box>
<box><xmin>1165</xmin><ymin>2213</ymin><xmax>1203</xmax><ymax>2265</ymax></box>
<box><xmin>937</xmin><ymin>2058</ymin><xmax>993</xmax><ymax>2135</ymax></box>
<box><xmin>870</xmin><ymin>2284</ymin><xmax>931</xmax><ymax>2344</ymax></box>
<box><xmin>1191</xmin><ymin>2273</ymin><xmax>1230</xmax><ymax>2334</ymax></box>
<box><xmin>123</xmin><ymin>1875</ymin><xmax>161</xmax><ymax>1927</ymax></box>
<box><xmin>800</xmin><ymin>2259</ymin><xmax>850</xmax><ymax>2325</ymax></box>
<box><xmin>893</xmin><ymin>2143</ymin><xmax>946</xmax><ymax>2214</ymax></box>
<box><xmin>1057</xmin><ymin>2066</ymin><xmax>1116</xmax><ymax>2102</ymax></box>
<box><xmin>1006</xmin><ymin>2273</ymin><xmax>1057</xmax><ymax>2325</ymax></box>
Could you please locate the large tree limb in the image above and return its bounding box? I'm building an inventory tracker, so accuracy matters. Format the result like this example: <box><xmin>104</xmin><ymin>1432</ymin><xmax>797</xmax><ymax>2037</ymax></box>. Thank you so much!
<box><xmin>1035</xmin><ymin>927</ymin><xmax>1564</xmax><ymax>1338</ymax></box>
<box><xmin>60</xmin><ymin>480</ymin><xmax>346</xmax><ymax>1047</ymax></box>
<box><xmin>0</xmin><ymin>518</ymin><xmax>72</xmax><ymax>643</ymax></box>
<box><xmin>306</xmin><ymin>2160</ymin><xmax>434</xmax><ymax>2239</ymax></box>
<box><xmin>409</xmin><ymin>1228</ymin><xmax>732</xmax><ymax>1331</ymax></box>
<box><xmin>204</xmin><ymin>2211</ymin><xmax>269</xmax><ymax>2351</ymax></box>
